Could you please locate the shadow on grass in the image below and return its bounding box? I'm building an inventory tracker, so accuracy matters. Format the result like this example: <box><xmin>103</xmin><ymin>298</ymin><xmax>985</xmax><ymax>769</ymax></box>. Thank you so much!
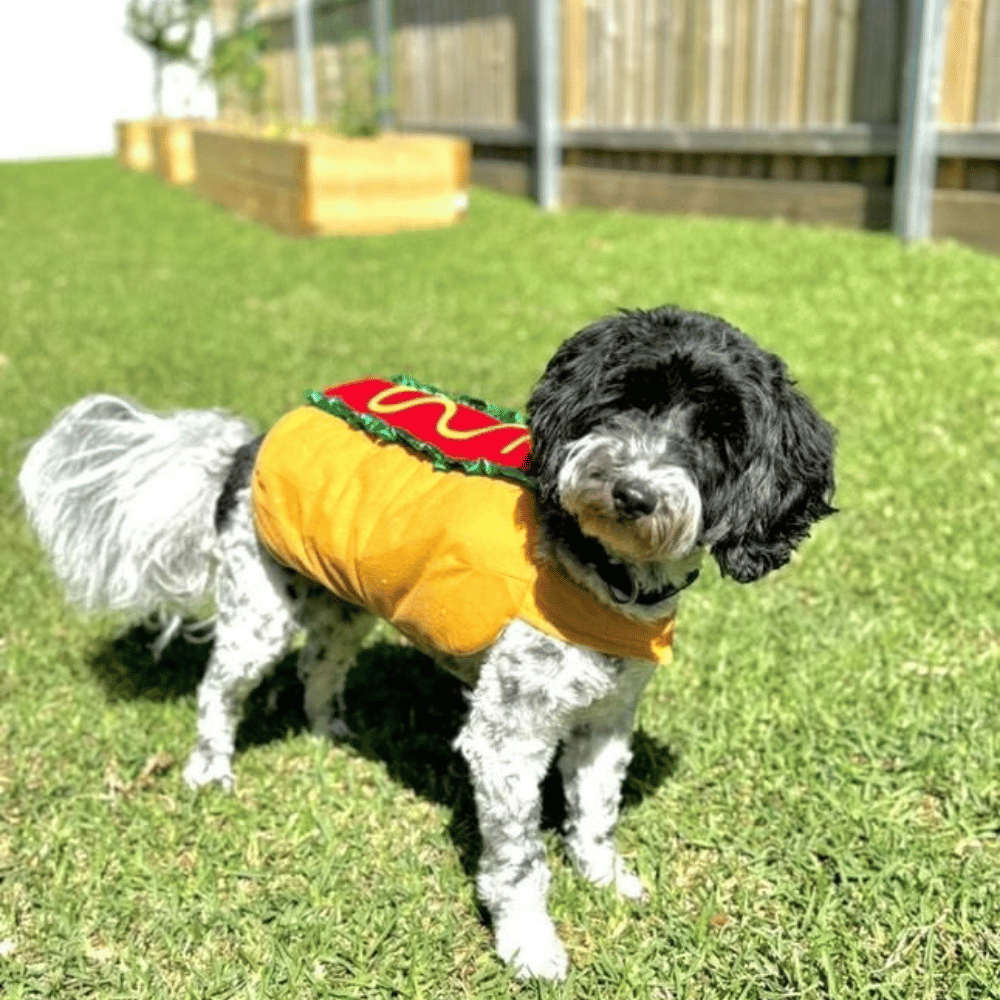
<box><xmin>89</xmin><ymin>625</ymin><xmax>679</xmax><ymax>876</ymax></box>
<box><xmin>88</xmin><ymin>623</ymin><xmax>312</xmax><ymax>751</ymax></box>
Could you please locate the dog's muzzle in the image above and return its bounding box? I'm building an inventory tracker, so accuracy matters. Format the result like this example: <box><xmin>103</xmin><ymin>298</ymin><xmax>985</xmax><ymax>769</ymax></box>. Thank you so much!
<box><xmin>611</xmin><ymin>478</ymin><xmax>659</xmax><ymax>520</ymax></box>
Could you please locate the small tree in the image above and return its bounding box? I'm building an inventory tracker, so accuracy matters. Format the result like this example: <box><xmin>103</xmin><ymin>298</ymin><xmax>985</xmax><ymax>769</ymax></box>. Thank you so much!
<box><xmin>126</xmin><ymin>0</ymin><xmax>211</xmax><ymax>115</ymax></box>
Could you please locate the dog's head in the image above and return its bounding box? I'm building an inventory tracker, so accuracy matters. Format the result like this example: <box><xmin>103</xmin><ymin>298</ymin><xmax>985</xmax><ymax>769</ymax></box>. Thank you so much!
<box><xmin>528</xmin><ymin>307</ymin><xmax>836</xmax><ymax>607</ymax></box>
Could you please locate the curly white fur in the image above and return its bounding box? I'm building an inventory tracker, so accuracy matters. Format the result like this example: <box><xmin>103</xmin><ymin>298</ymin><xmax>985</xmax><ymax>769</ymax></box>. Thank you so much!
<box><xmin>18</xmin><ymin>395</ymin><xmax>255</xmax><ymax>640</ymax></box>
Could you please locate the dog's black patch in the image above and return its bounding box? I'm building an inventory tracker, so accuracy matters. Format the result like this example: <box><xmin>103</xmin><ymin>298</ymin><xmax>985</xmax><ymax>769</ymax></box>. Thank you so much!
<box><xmin>214</xmin><ymin>435</ymin><xmax>265</xmax><ymax>531</ymax></box>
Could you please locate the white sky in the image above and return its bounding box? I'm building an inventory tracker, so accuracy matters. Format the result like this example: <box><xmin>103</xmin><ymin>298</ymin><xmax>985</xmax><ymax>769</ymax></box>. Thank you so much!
<box><xmin>1</xmin><ymin>0</ymin><xmax>216</xmax><ymax>162</ymax></box>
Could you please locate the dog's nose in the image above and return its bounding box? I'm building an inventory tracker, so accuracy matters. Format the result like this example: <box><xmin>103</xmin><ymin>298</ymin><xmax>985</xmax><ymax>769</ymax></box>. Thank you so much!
<box><xmin>611</xmin><ymin>479</ymin><xmax>658</xmax><ymax>518</ymax></box>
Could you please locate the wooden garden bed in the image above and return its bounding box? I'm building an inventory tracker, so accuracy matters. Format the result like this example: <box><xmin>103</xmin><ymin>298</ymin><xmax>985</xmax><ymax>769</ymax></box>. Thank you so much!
<box><xmin>191</xmin><ymin>127</ymin><xmax>471</xmax><ymax>236</ymax></box>
<box><xmin>150</xmin><ymin>119</ymin><xmax>197</xmax><ymax>186</ymax></box>
<box><xmin>116</xmin><ymin>120</ymin><xmax>153</xmax><ymax>172</ymax></box>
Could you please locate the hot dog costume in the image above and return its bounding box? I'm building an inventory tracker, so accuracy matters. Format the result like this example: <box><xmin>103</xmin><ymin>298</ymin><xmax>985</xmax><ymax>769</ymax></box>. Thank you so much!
<box><xmin>251</xmin><ymin>375</ymin><xmax>676</xmax><ymax>664</ymax></box>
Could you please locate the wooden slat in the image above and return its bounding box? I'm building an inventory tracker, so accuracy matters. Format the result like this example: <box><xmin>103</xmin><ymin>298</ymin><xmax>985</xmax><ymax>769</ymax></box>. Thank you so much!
<box><xmin>563</xmin><ymin>0</ymin><xmax>588</xmax><ymax>123</ymax></box>
<box><xmin>622</xmin><ymin>0</ymin><xmax>640</xmax><ymax>127</ymax></box>
<box><xmin>830</xmin><ymin>0</ymin><xmax>859</xmax><ymax>124</ymax></box>
<box><xmin>649</xmin><ymin>0</ymin><xmax>666</xmax><ymax>124</ymax></box>
<box><xmin>471</xmin><ymin>157</ymin><xmax>532</xmax><ymax>195</ymax></box>
<box><xmin>685</xmin><ymin>0</ymin><xmax>708</xmax><ymax>124</ymax></box>
<box><xmin>560</xmin><ymin>163</ymin><xmax>894</xmax><ymax>229</ymax></box>
<box><xmin>941</xmin><ymin>0</ymin><xmax>985</xmax><ymax>125</ymax></box>
<box><xmin>727</xmin><ymin>0</ymin><xmax>751</xmax><ymax>125</ymax></box>
<box><xmin>853</xmin><ymin>0</ymin><xmax>902</xmax><ymax>124</ymax></box>
<box><xmin>932</xmin><ymin>187</ymin><xmax>1000</xmax><ymax>251</ymax></box>
<box><xmin>775</xmin><ymin>0</ymin><xmax>807</xmax><ymax>124</ymax></box>
<box><xmin>392</xmin><ymin>3</ymin><xmax>411</xmax><ymax>120</ymax></box>
<box><xmin>706</xmin><ymin>0</ymin><xmax>726</xmax><ymax>126</ymax></box>
<box><xmin>593</xmin><ymin>0</ymin><xmax>611</xmax><ymax>125</ymax></box>
<box><xmin>804</xmin><ymin>0</ymin><xmax>831</xmax><ymax>124</ymax></box>
<box><xmin>436</xmin><ymin>1</ymin><xmax>457</xmax><ymax>121</ymax></box>
<box><xmin>976</xmin><ymin>0</ymin><xmax>1000</xmax><ymax>122</ymax></box>
<box><xmin>467</xmin><ymin>0</ymin><xmax>484</xmax><ymax>122</ymax></box>
<box><xmin>487</xmin><ymin>6</ymin><xmax>504</xmax><ymax>125</ymax></box>
<box><xmin>116</xmin><ymin>120</ymin><xmax>153</xmax><ymax>172</ymax></box>
<box><xmin>639</xmin><ymin>0</ymin><xmax>658</xmax><ymax>125</ymax></box>
<box><xmin>748</xmin><ymin>0</ymin><xmax>773</xmax><ymax>124</ymax></box>
<box><xmin>607</xmin><ymin>0</ymin><xmax>625</xmax><ymax>126</ymax></box>
<box><xmin>396</xmin><ymin>6</ymin><xmax>420</xmax><ymax>121</ymax></box>
<box><xmin>151</xmin><ymin>120</ymin><xmax>197</xmax><ymax>185</ymax></box>
<box><xmin>399</xmin><ymin>116</ymin><xmax>911</xmax><ymax>152</ymax></box>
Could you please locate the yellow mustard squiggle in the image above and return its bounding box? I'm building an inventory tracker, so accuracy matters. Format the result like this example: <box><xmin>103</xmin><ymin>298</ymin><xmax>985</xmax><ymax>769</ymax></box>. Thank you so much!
<box><xmin>368</xmin><ymin>386</ymin><xmax>531</xmax><ymax>455</ymax></box>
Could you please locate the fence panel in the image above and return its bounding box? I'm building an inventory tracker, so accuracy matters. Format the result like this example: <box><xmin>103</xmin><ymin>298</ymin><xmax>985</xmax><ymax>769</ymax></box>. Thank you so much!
<box><xmin>393</xmin><ymin>0</ymin><xmax>523</xmax><ymax>126</ymax></box>
<box><xmin>556</xmin><ymin>0</ymin><xmax>910</xmax><ymax>130</ymax></box>
<box><xmin>209</xmin><ymin>0</ymin><xmax>1000</xmax><ymax>130</ymax></box>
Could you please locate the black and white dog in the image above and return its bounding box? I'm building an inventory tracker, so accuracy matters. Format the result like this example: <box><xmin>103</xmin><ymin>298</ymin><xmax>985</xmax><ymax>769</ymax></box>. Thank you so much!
<box><xmin>19</xmin><ymin>306</ymin><xmax>835</xmax><ymax>979</ymax></box>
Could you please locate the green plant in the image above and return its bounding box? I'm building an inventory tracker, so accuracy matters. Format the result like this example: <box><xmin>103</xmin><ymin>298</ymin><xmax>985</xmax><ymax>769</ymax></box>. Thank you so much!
<box><xmin>208</xmin><ymin>0</ymin><xmax>268</xmax><ymax>117</ymax></box>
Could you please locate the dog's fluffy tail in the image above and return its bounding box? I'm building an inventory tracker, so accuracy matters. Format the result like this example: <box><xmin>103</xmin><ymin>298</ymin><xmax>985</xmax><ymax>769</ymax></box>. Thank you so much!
<box><xmin>18</xmin><ymin>394</ymin><xmax>256</xmax><ymax>632</ymax></box>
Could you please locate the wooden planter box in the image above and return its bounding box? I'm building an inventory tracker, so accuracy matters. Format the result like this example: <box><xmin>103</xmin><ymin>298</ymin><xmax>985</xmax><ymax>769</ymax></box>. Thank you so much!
<box><xmin>116</xmin><ymin>120</ymin><xmax>153</xmax><ymax>172</ymax></box>
<box><xmin>150</xmin><ymin>119</ymin><xmax>197</xmax><ymax>186</ymax></box>
<box><xmin>192</xmin><ymin>127</ymin><xmax>471</xmax><ymax>236</ymax></box>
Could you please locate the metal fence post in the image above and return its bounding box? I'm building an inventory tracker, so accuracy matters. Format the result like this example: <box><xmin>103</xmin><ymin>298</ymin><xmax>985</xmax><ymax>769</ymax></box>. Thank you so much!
<box><xmin>893</xmin><ymin>0</ymin><xmax>949</xmax><ymax>241</ymax></box>
<box><xmin>293</xmin><ymin>0</ymin><xmax>318</xmax><ymax>123</ymax></box>
<box><xmin>534</xmin><ymin>0</ymin><xmax>560</xmax><ymax>210</ymax></box>
<box><xmin>371</xmin><ymin>0</ymin><xmax>395</xmax><ymax>131</ymax></box>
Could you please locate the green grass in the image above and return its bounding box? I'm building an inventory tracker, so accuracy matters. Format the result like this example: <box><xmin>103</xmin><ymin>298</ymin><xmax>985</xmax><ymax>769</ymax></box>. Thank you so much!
<box><xmin>2</xmin><ymin>157</ymin><xmax>1000</xmax><ymax>998</ymax></box>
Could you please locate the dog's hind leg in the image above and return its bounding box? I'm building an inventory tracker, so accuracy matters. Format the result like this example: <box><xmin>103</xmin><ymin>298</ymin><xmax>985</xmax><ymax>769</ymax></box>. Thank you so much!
<box><xmin>295</xmin><ymin>590</ymin><xmax>377</xmax><ymax>739</ymax></box>
<box><xmin>183</xmin><ymin>508</ymin><xmax>299</xmax><ymax>791</ymax></box>
<box><xmin>557</xmin><ymin>660</ymin><xmax>654</xmax><ymax>901</ymax></box>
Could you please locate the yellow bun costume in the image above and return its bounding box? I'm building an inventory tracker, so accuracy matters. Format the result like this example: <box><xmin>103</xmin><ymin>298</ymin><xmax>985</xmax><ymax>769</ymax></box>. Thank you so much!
<box><xmin>251</xmin><ymin>378</ymin><xmax>675</xmax><ymax>664</ymax></box>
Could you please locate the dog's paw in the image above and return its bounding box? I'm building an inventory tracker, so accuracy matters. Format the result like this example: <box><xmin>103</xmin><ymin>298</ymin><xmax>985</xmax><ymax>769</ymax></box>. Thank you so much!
<box><xmin>569</xmin><ymin>842</ymin><xmax>650</xmax><ymax>901</ymax></box>
<box><xmin>326</xmin><ymin>717</ymin><xmax>355</xmax><ymax>740</ymax></box>
<box><xmin>305</xmin><ymin>715</ymin><xmax>355</xmax><ymax>741</ymax></box>
<box><xmin>612</xmin><ymin>864</ymin><xmax>649</xmax><ymax>902</ymax></box>
<box><xmin>182</xmin><ymin>749</ymin><xmax>235</xmax><ymax>792</ymax></box>
<box><xmin>495</xmin><ymin>911</ymin><xmax>569</xmax><ymax>981</ymax></box>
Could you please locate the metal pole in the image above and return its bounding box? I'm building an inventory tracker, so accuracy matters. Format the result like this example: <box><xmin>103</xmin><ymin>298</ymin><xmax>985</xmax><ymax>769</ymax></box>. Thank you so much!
<box><xmin>371</xmin><ymin>0</ymin><xmax>394</xmax><ymax>131</ymax></box>
<box><xmin>893</xmin><ymin>0</ymin><xmax>948</xmax><ymax>242</ymax></box>
<box><xmin>534</xmin><ymin>0</ymin><xmax>560</xmax><ymax>210</ymax></box>
<box><xmin>293</xmin><ymin>0</ymin><xmax>318</xmax><ymax>123</ymax></box>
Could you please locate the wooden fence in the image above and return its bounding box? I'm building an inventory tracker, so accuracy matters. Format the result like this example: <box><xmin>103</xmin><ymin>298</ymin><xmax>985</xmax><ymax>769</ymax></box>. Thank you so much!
<box><xmin>209</xmin><ymin>0</ymin><xmax>1000</xmax><ymax>251</ymax></box>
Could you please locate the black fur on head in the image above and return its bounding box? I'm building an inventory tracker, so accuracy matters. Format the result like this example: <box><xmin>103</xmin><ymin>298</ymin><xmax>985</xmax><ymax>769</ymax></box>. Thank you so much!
<box><xmin>527</xmin><ymin>306</ymin><xmax>836</xmax><ymax>584</ymax></box>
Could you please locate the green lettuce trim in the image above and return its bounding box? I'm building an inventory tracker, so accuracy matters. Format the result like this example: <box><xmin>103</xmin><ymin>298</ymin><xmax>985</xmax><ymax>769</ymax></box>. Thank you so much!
<box><xmin>305</xmin><ymin>374</ymin><xmax>536</xmax><ymax>489</ymax></box>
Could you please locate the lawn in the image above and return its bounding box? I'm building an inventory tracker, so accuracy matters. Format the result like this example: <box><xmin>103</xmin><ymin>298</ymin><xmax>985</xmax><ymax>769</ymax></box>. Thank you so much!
<box><xmin>2</xmin><ymin>157</ymin><xmax>999</xmax><ymax>999</ymax></box>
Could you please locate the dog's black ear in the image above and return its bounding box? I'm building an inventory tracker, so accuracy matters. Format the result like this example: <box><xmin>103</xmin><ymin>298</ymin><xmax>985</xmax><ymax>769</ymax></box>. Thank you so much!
<box><xmin>709</xmin><ymin>378</ymin><xmax>836</xmax><ymax>584</ymax></box>
<box><xmin>527</xmin><ymin>315</ymin><xmax>619</xmax><ymax>506</ymax></box>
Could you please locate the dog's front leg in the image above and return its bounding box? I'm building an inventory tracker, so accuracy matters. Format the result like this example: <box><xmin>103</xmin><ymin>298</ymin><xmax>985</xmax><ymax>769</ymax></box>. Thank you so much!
<box><xmin>558</xmin><ymin>659</ymin><xmax>655</xmax><ymax>901</ymax></box>
<box><xmin>454</xmin><ymin>623</ymin><xmax>617</xmax><ymax>980</ymax></box>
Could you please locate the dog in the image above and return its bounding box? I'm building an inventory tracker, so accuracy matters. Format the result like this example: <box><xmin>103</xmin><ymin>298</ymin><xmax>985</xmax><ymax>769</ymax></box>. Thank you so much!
<box><xmin>18</xmin><ymin>306</ymin><xmax>835</xmax><ymax>979</ymax></box>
